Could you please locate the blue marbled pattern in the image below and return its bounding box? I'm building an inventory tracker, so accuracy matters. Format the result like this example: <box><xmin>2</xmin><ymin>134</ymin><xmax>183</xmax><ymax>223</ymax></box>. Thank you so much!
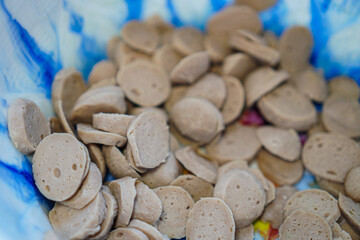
<box><xmin>0</xmin><ymin>0</ymin><xmax>360</xmax><ymax>239</ymax></box>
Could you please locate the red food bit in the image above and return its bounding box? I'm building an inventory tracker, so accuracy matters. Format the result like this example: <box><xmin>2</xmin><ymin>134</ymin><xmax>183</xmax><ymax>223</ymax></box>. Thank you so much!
<box><xmin>239</xmin><ymin>108</ymin><xmax>265</xmax><ymax>126</ymax></box>
<box><xmin>299</xmin><ymin>133</ymin><xmax>307</xmax><ymax>146</ymax></box>
<box><xmin>268</xmin><ymin>225</ymin><xmax>279</xmax><ymax>240</ymax></box>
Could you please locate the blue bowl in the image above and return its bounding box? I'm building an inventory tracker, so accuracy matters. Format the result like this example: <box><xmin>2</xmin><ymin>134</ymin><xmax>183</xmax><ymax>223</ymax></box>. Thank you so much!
<box><xmin>1</xmin><ymin>0</ymin><xmax>360</xmax><ymax>239</ymax></box>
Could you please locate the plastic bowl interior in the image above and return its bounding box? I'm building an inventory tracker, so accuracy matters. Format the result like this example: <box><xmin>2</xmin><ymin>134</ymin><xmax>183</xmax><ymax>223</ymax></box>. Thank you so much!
<box><xmin>1</xmin><ymin>0</ymin><xmax>360</xmax><ymax>239</ymax></box>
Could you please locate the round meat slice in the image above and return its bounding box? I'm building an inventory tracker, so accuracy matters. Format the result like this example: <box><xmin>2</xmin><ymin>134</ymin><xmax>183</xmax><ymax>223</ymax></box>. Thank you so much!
<box><xmin>127</xmin><ymin>111</ymin><xmax>169</xmax><ymax>169</ymax></box>
<box><xmin>50</xmin><ymin>117</ymin><xmax>64</xmax><ymax>133</ymax></box>
<box><xmin>153</xmin><ymin>186</ymin><xmax>195</xmax><ymax>239</ymax></box>
<box><xmin>88</xmin><ymin>60</ymin><xmax>117</xmax><ymax>86</ymax></box>
<box><xmin>185</xmin><ymin>73</ymin><xmax>227</xmax><ymax>109</ymax></box>
<box><xmin>263</xmin><ymin>30</ymin><xmax>279</xmax><ymax>50</ymax></box>
<box><xmin>170</xmin><ymin>97</ymin><xmax>224</xmax><ymax>145</ymax></box>
<box><xmin>256</xmin><ymin>126</ymin><xmax>301</xmax><ymax>162</ymax></box>
<box><xmin>207</xmin><ymin>5</ymin><xmax>262</xmax><ymax>36</ymax></box>
<box><xmin>54</xmin><ymin>100</ymin><xmax>76</xmax><ymax>136</ymax></box>
<box><xmin>204</xmin><ymin>34</ymin><xmax>231</xmax><ymax>62</ymax></box>
<box><xmin>175</xmin><ymin>147</ymin><xmax>218</xmax><ymax>184</ymax></box>
<box><xmin>257</xmin><ymin>149</ymin><xmax>303</xmax><ymax>186</ymax></box>
<box><xmin>102</xmin><ymin>146</ymin><xmax>141</xmax><ymax>179</ymax></box>
<box><xmin>170</xmin><ymin>52</ymin><xmax>210</xmax><ymax>85</ymax></box>
<box><xmin>302</xmin><ymin>133</ymin><xmax>360</xmax><ymax>183</ymax></box>
<box><xmin>125</xmin><ymin>144</ymin><xmax>148</xmax><ymax>174</ymax></box>
<box><xmin>279</xmin><ymin>209</ymin><xmax>332</xmax><ymax>240</ymax></box>
<box><xmin>217</xmin><ymin>160</ymin><xmax>249</xmax><ymax>181</ymax></box>
<box><xmin>117</xmin><ymin>60</ymin><xmax>170</xmax><ymax>107</ymax></box>
<box><xmin>115</xmin><ymin>41</ymin><xmax>152</xmax><ymax>68</ymax></box>
<box><xmin>122</xmin><ymin>20</ymin><xmax>159</xmax><ymax>54</ymax></box>
<box><xmin>70</xmin><ymin>86</ymin><xmax>127</xmax><ymax>124</ymax></box>
<box><xmin>214</xmin><ymin>169</ymin><xmax>266</xmax><ymax>228</ymax></box>
<box><xmin>61</xmin><ymin>163</ymin><xmax>102</xmax><ymax>209</ymax></box>
<box><xmin>244</xmin><ymin>67</ymin><xmax>289</xmax><ymax>107</ymax></box>
<box><xmin>292</xmin><ymin>67</ymin><xmax>328</xmax><ymax>102</ymax></box>
<box><xmin>89</xmin><ymin>186</ymin><xmax>118</xmax><ymax>240</ymax></box>
<box><xmin>261</xmin><ymin>185</ymin><xmax>298</xmax><ymax>229</ymax></box>
<box><xmin>279</xmin><ymin>26</ymin><xmax>313</xmax><ymax>74</ymax></box>
<box><xmin>153</xmin><ymin>44</ymin><xmax>182</xmax><ymax>74</ymax></box>
<box><xmin>257</xmin><ymin>84</ymin><xmax>317</xmax><ymax>131</ymax></box>
<box><xmin>129</xmin><ymin>219</ymin><xmax>165</xmax><ymax>240</ymax></box>
<box><xmin>235</xmin><ymin>224</ymin><xmax>254</xmax><ymax>240</ymax></box>
<box><xmin>345</xmin><ymin>166</ymin><xmax>360</xmax><ymax>201</ymax></box>
<box><xmin>87</xmin><ymin>144</ymin><xmax>107</xmax><ymax>180</ymax></box>
<box><xmin>316</xmin><ymin>176</ymin><xmax>345</xmax><ymax>199</ymax></box>
<box><xmin>165</xmin><ymin>86</ymin><xmax>188</xmax><ymax>113</ymax></box>
<box><xmin>284</xmin><ymin>189</ymin><xmax>340</xmax><ymax>225</ymax></box>
<box><xmin>322</xmin><ymin>95</ymin><xmax>360</xmax><ymax>138</ymax></box>
<box><xmin>77</xmin><ymin>123</ymin><xmax>127</xmax><ymax>147</ymax></box>
<box><xmin>109</xmin><ymin>177</ymin><xmax>137</xmax><ymax>228</ymax></box>
<box><xmin>221</xmin><ymin>76</ymin><xmax>245</xmax><ymax>124</ymax></box>
<box><xmin>171</xmin><ymin>27</ymin><xmax>204</xmax><ymax>56</ymax></box>
<box><xmin>33</xmin><ymin>133</ymin><xmax>89</xmax><ymax>201</ymax></box>
<box><xmin>170</xmin><ymin>175</ymin><xmax>214</xmax><ymax>202</ymax></box>
<box><xmin>52</xmin><ymin>68</ymin><xmax>87</xmax><ymax>117</ymax></box>
<box><xmin>92</xmin><ymin>113</ymin><xmax>135</xmax><ymax>137</ymax></box>
<box><xmin>186</xmin><ymin>197</ymin><xmax>235</xmax><ymax>240</ymax></box>
<box><xmin>129</xmin><ymin>107</ymin><xmax>168</xmax><ymax>123</ymax></box>
<box><xmin>132</xmin><ymin>181</ymin><xmax>162</xmax><ymax>225</ymax></box>
<box><xmin>338</xmin><ymin>193</ymin><xmax>360</xmax><ymax>230</ymax></box>
<box><xmin>206</xmin><ymin>124</ymin><xmax>261</xmax><ymax>164</ymax></box>
<box><xmin>235</xmin><ymin>0</ymin><xmax>277</xmax><ymax>11</ymax></box>
<box><xmin>49</xmin><ymin>192</ymin><xmax>106</xmax><ymax>240</ymax></box>
<box><xmin>332</xmin><ymin>222</ymin><xmax>352</xmax><ymax>240</ymax></box>
<box><xmin>329</xmin><ymin>76</ymin><xmax>360</xmax><ymax>100</ymax></box>
<box><xmin>142</xmin><ymin>152</ymin><xmax>183</xmax><ymax>188</ymax></box>
<box><xmin>107</xmin><ymin>228</ymin><xmax>149</xmax><ymax>240</ymax></box>
<box><xmin>222</xmin><ymin>53</ymin><xmax>257</xmax><ymax>80</ymax></box>
<box><xmin>88</xmin><ymin>77</ymin><xmax>117</xmax><ymax>90</ymax></box>
<box><xmin>8</xmin><ymin>98</ymin><xmax>50</xmax><ymax>155</ymax></box>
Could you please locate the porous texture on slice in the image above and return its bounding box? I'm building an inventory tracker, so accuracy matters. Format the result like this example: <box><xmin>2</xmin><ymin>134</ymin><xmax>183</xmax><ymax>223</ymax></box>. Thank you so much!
<box><xmin>61</xmin><ymin>163</ymin><xmax>102</xmax><ymax>209</ymax></box>
<box><xmin>8</xmin><ymin>98</ymin><xmax>50</xmax><ymax>155</ymax></box>
<box><xmin>256</xmin><ymin>126</ymin><xmax>301</xmax><ymax>162</ymax></box>
<box><xmin>235</xmin><ymin>224</ymin><xmax>254</xmax><ymax>240</ymax></box>
<box><xmin>92</xmin><ymin>113</ymin><xmax>135</xmax><ymax>136</ymax></box>
<box><xmin>345</xmin><ymin>166</ymin><xmax>360</xmax><ymax>201</ymax></box>
<box><xmin>129</xmin><ymin>219</ymin><xmax>166</xmax><ymax>240</ymax></box>
<box><xmin>284</xmin><ymin>189</ymin><xmax>340</xmax><ymax>225</ymax></box>
<box><xmin>127</xmin><ymin>111</ymin><xmax>169</xmax><ymax>169</ymax></box>
<box><xmin>117</xmin><ymin>60</ymin><xmax>171</xmax><ymax>107</ymax></box>
<box><xmin>257</xmin><ymin>149</ymin><xmax>303</xmax><ymax>186</ymax></box>
<box><xmin>261</xmin><ymin>185</ymin><xmax>298</xmax><ymax>229</ymax></box>
<box><xmin>89</xmin><ymin>186</ymin><xmax>118</xmax><ymax>240</ymax></box>
<box><xmin>338</xmin><ymin>193</ymin><xmax>360</xmax><ymax>230</ymax></box>
<box><xmin>109</xmin><ymin>177</ymin><xmax>137</xmax><ymax>228</ymax></box>
<box><xmin>170</xmin><ymin>174</ymin><xmax>214</xmax><ymax>202</ymax></box>
<box><xmin>257</xmin><ymin>84</ymin><xmax>317</xmax><ymax>131</ymax></box>
<box><xmin>102</xmin><ymin>146</ymin><xmax>141</xmax><ymax>179</ymax></box>
<box><xmin>132</xmin><ymin>181</ymin><xmax>162</xmax><ymax>225</ymax></box>
<box><xmin>302</xmin><ymin>133</ymin><xmax>360</xmax><ymax>183</ymax></box>
<box><xmin>170</xmin><ymin>97</ymin><xmax>224</xmax><ymax>145</ymax></box>
<box><xmin>207</xmin><ymin>124</ymin><xmax>261</xmax><ymax>164</ymax></box>
<box><xmin>107</xmin><ymin>227</ymin><xmax>150</xmax><ymax>240</ymax></box>
<box><xmin>153</xmin><ymin>186</ymin><xmax>195</xmax><ymax>239</ymax></box>
<box><xmin>214</xmin><ymin>169</ymin><xmax>266</xmax><ymax>228</ymax></box>
<box><xmin>49</xmin><ymin>192</ymin><xmax>106</xmax><ymax>240</ymax></box>
<box><xmin>170</xmin><ymin>52</ymin><xmax>210</xmax><ymax>84</ymax></box>
<box><xmin>122</xmin><ymin>20</ymin><xmax>159</xmax><ymax>54</ymax></box>
<box><xmin>279</xmin><ymin>209</ymin><xmax>332</xmax><ymax>240</ymax></box>
<box><xmin>52</xmin><ymin>68</ymin><xmax>87</xmax><ymax>117</ymax></box>
<box><xmin>77</xmin><ymin>123</ymin><xmax>127</xmax><ymax>147</ymax></box>
<box><xmin>221</xmin><ymin>76</ymin><xmax>245</xmax><ymax>124</ymax></box>
<box><xmin>87</xmin><ymin>144</ymin><xmax>107</xmax><ymax>180</ymax></box>
<box><xmin>142</xmin><ymin>152</ymin><xmax>183</xmax><ymax>188</ymax></box>
<box><xmin>33</xmin><ymin>133</ymin><xmax>89</xmax><ymax>201</ymax></box>
<box><xmin>186</xmin><ymin>197</ymin><xmax>235</xmax><ymax>240</ymax></box>
<box><xmin>70</xmin><ymin>86</ymin><xmax>127</xmax><ymax>124</ymax></box>
<box><xmin>175</xmin><ymin>147</ymin><xmax>218</xmax><ymax>184</ymax></box>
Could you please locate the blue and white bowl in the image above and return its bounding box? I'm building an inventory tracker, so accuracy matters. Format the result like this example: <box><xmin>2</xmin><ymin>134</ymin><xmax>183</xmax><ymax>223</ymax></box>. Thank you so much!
<box><xmin>1</xmin><ymin>0</ymin><xmax>360</xmax><ymax>239</ymax></box>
